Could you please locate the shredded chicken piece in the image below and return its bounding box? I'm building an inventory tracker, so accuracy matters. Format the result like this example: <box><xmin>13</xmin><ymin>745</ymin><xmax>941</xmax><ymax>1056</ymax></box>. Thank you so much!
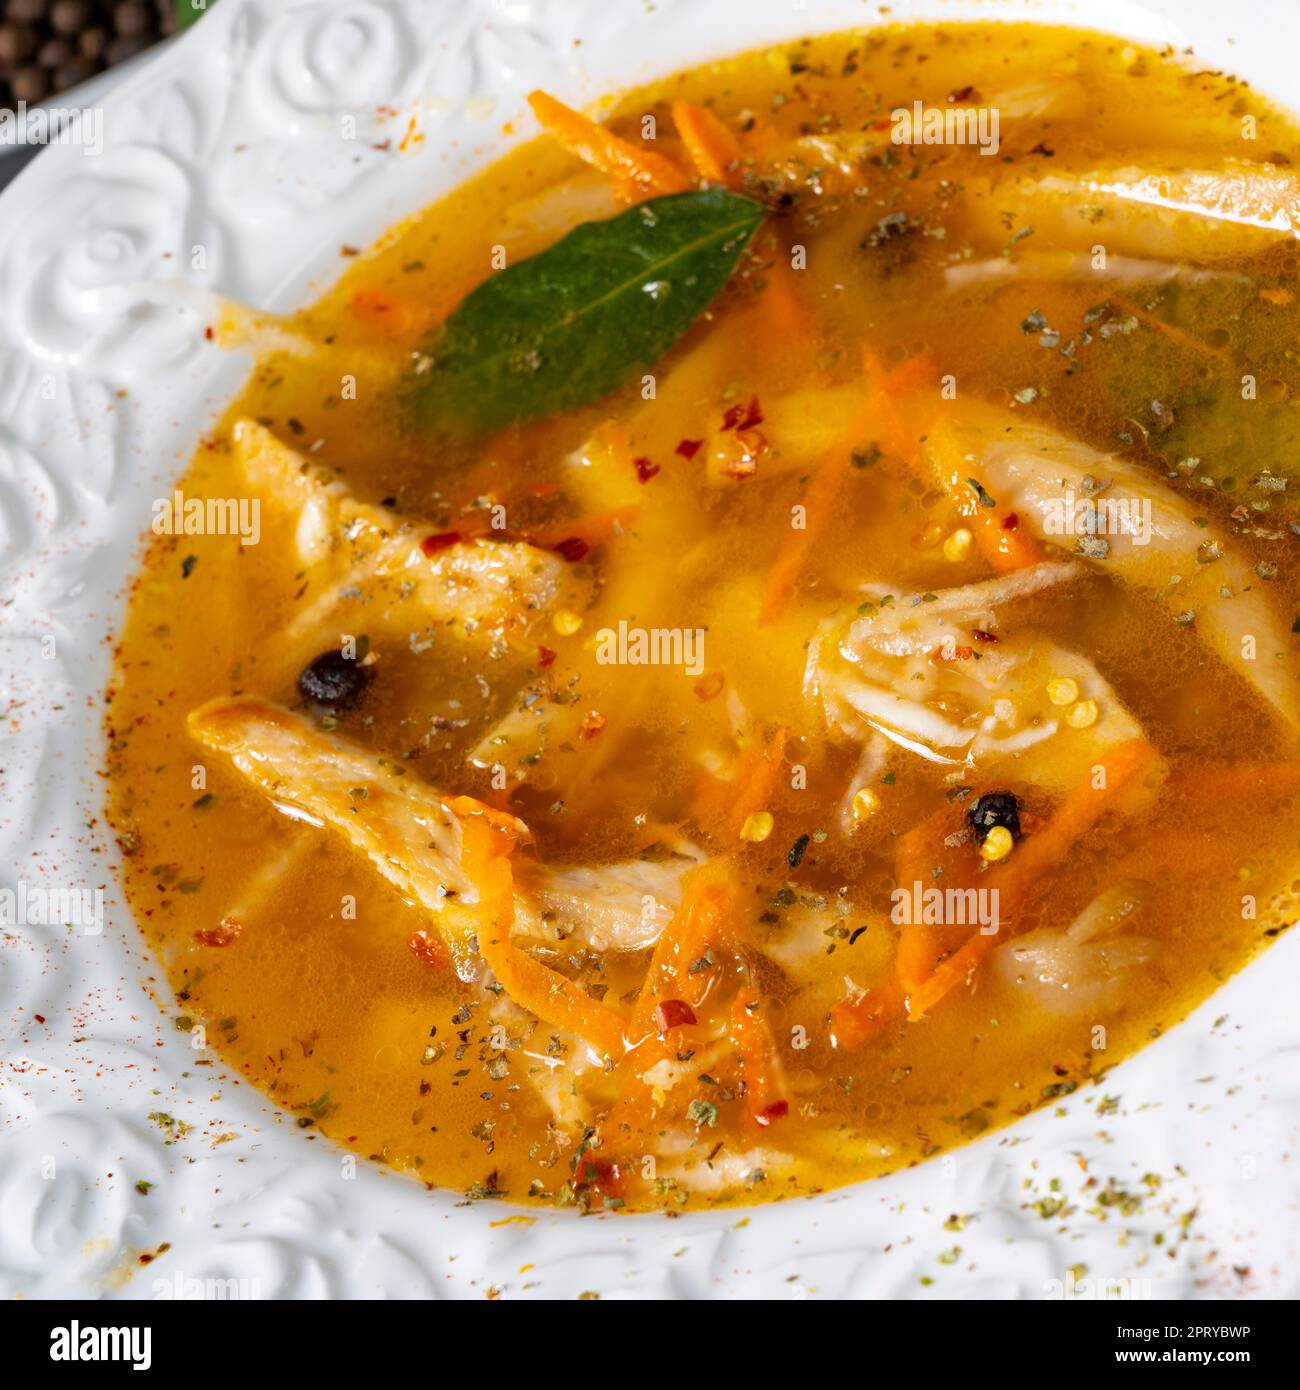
<box><xmin>1065</xmin><ymin>878</ymin><xmax>1150</xmax><ymax>943</ymax></box>
<box><xmin>233</xmin><ymin>418</ymin><xmax>578</xmax><ymax>658</ymax></box>
<box><xmin>940</xmin><ymin>403</ymin><xmax>1299</xmax><ymax>725</ymax></box>
<box><xmin>846</xmin><ymin>562</ymin><xmax>1081</xmax><ymax>652</ymax></box>
<box><xmin>943</xmin><ymin>251</ymin><xmax>1243</xmax><ymax>292</ymax></box>
<box><xmin>806</xmin><ymin>564</ymin><xmax>1143</xmax><ymax>788</ymax></box>
<box><xmin>964</xmin><ymin>158</ymin><xmax>1300</xmax><ymax>262</ymax></box>
<box><xmin>836</xmin><ymin>732</ymin><xmax>890</xmax><ymax>833</ymax></box>
<box><xmin>993</xmin><ymin>880</ymin><xmax>1156</xmax><ymax>1014</ymax></box>
<box><xmin>484</xmin><ymin>991</ymin><xmax>601</xmax><ymax>1131</ymax></box>
<box><xmin>188</xmin><ymin>697</ymin><xmax>691</xmax><ymax>977</ymax></box>
<box><xmin>767</xmin><ymin>78</ymin><xmax>1084</xmax><ymax>191</ymax></box>
<box><xmin>189</xmin><ymin>696</ymin><xmax>481</xmax><ymax>972</ymax></box>
<box><xmin>649</xmin><ymin>1127</ymin><xmax>790</xmax><ymax>1195</ymax></box>
<box><xmin>514</xmin><ymin>852</ymin><xmax>701</xmax><ymax>953</ymax></box>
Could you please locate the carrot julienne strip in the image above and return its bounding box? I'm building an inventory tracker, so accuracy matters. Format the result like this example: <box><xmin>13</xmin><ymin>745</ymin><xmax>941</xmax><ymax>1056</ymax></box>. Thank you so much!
<box><xmin>903</xmin><ymin>739</ymin><xmax>1160</xmax><ymax>1018</ymax></box>
<box><xmin>519</xmin><ymin>504</ymin><xmax>639</xmax><ymax>554</ymax></box>
<box><xmin>729</xmin><ymin>993</ymin><xmax>786</xmax><ymax>1125</ymax></box>
<box><xmin>671</xmin><ymin>99</ymin><xmax>743</xmax><ymax>188</ymax></box>
<box><xmin>597</xmin><ymin>873</ymin><xmax>735</xmax><ymax>1142</ymax></box>
<box><xmin>757</xmin><ymin>436</ymin><xmax>860</xmax><ymax>624</ymax></box>
<box><xmin>690</xmin><ymin>726</ymin><xmax>787</xmax><ymax>842</ymax></box>
<box><xmin>892</xmin><ymin>800</ymin><xmax>962</xmax><ymax>1001</ymax></box>
<box><xmin>863</xmin><ymin>348</ymin><xmax>939</xmax><ymax>458</ymax></box>
<box><xmin>752</xmin><ymin>237</ymin><xmax>815</xmax><ymax>359</ymax></box>
<box><xmin>759</xmin><ymin>351</ymin><xmax>933</xmax><ymax>624</ymax></box>
<box><xmin>830</xmin><ymin>983</ymin><xmax>901</xmax><ymax>1051</ymax></box>
<box><xmin>723</xmin><ymin>727</ymin><xmax>788</xmax><ymax>841</ymax></box>
<box><xmin>628</xmin><ymin>872</ymin><xmax>734</xmax><ymax>1042</ymax></box>
<box><xmin>528</xmin><ymin>90</ymin><xmax>690</xmax><ymax>203</ymax></box>
<box><xmin>922</xmin><ymin>418</ymin><xmax>1044</xmax><ymax>573</ymax></box>
<box><xmin>451</xmin><ymin>798</ymin><xmax>627</xmax><ymax>1057</ymax></box>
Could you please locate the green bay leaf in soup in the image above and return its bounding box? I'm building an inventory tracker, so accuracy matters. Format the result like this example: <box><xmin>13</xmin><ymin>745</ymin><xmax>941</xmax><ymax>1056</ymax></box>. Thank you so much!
<box><xmin>401</xmin><ymin>189</ymin><xmax>765</xmax><ymax>436</ymax></box>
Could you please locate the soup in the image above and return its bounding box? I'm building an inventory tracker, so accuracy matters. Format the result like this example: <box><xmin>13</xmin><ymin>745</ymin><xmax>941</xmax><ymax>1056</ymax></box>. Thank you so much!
<box><xmin>106</xmin><ymin>21</ymin><xmax>1300</xmax><ymax>1211</ymax></box>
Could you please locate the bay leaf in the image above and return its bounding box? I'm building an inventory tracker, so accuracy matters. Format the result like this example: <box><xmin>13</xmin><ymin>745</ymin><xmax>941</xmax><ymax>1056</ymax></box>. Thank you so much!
<box><xmin>402</xmin><ymin>188</ymin><xmax>764</xmax><ymax>436</ymax></box>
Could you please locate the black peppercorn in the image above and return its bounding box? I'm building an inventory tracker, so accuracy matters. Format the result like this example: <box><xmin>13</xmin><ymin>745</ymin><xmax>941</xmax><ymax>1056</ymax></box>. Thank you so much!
<box><xmin>297</xmin><ymin>650</ymin><xmax>372</xmax><ymax>709</ymax></box>
<box><xmin>966</xmin><ymin>790</ymin><xmax>1022</xmax><ymax>843</ymax></box>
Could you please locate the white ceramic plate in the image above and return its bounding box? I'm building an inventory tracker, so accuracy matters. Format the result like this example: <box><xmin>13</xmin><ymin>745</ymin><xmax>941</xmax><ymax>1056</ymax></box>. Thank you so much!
<box><xmin>2</xmin><ymin>0</ymin><xmax>1299</xmax><ymax>1301</ymax></box>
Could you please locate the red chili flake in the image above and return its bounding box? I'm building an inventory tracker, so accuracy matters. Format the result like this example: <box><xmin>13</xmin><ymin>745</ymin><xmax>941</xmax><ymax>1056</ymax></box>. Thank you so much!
<box><xmin>421</xmin><ymin>530</ymin><xmax>462</xmax><ymax>555</ymax></box>
<box><xmin>675</xmin><ymin>438</ymin><xmax>703</xmax><ymax>459</ymax></box>
<box><xmin>588</xmin><ymin>1159</ymin><xmax>626</xmax><ymax>1199</ymax></box>
<box><xmin>578</xmin><ymin>709</ymin><xmax>607</xmax><ymax>740</ymax></box>
<box><xmin>633</xmin><ymin>455</ymin><xmax>660</xmax><ymax>483</ymax></box>
<box><xmin>972</xmin><ymin>629</ymin><xmax>1000</xmax><ymax>643</ymax></box>
<box><xmin>537</xmin><ymin>645</ymin><xmax>557</xmax><ymax>668</ymax></box>
<box><xmin>203</xmin><ymin>325</ymin><xmax>214</xmax><ymax>341</ymax></box>
<box><xmin>34</xmin><ymin>1014</ymin><xmax>45</xmax><ymax>1024</ymax></box>
<box><xmin>655</xmin><ymin>999</ymin><xmax>698</xmax><ymax>1031</ymax></box>
<box><xmin>755</xmin><ymin>1100</ymin><xmax>790</xmax><ymax>1126</ymax></box>
<box><xmin>721</xmin><ymin>395</ymin><xmax>764</xmax><ymax>432</ymax></box>
<box><xmin>1001</xmin><ymin>512</ymin><xmax>1019</xmax><ymax>531</ymax></box>
<box><xmin>527</xmin><ymin>482</ymin><xmax>559</xmax><ymax>498</ymax></box>
<box><xmin>194</xmin><ymin>917</ymin><xmax>242</xmax><ymax>948</ymax></box>
<box><xmin>930</xmin><ymin>643</ymin><xmax>974</xmax><ymax>662</ymax></box>
<box><xmin>553</xmin><ymin>536</ymin><xmax>590</xmax><ymax>563</ymax></box>
<box><xmin>407</xmin><ymin>930</ymin><xmax>446</xmax><ymax>972</ymax></box>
